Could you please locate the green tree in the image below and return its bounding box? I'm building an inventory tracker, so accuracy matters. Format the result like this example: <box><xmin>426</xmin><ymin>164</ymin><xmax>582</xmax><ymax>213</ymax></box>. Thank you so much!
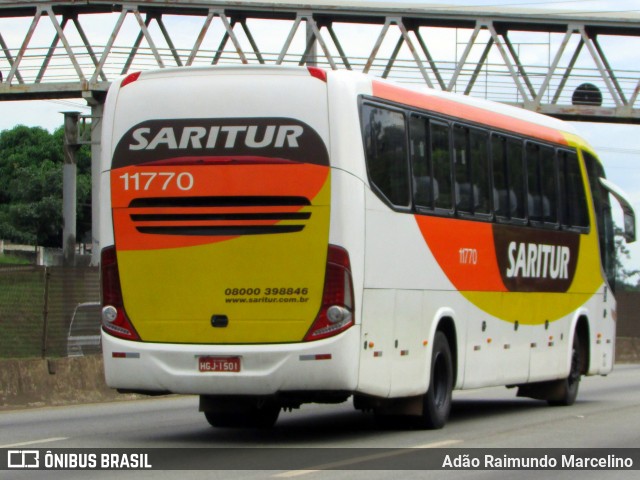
<box><xmin>0</xmin><ymin>125</ymin><xmax>92</xmax><ymax>247</ymax></box>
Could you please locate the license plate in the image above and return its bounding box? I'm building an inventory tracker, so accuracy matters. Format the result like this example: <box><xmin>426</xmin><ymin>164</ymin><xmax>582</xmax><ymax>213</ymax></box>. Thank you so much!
<box><xmin>198</xmin><ymin>356</ymin><xmax>241</xmax><ymax>373</ymax></box>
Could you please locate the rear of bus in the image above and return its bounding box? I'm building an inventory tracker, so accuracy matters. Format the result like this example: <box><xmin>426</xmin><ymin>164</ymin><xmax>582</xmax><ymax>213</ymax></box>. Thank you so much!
<box><xmin>99</xmin><ymin>67</ymin><xmax>360</xmax><ymax>423</ymax></box>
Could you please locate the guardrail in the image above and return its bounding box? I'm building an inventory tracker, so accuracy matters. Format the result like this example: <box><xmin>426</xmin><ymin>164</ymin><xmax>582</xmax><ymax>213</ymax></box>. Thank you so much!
<box><xmin>0</xmin><ymin>264</ymin><xmax>638</xmax><ymax>359</ymax></box>
<box><xmin>0</xmin><ymin>265</ymin><xmax>99</xmax><ymax>358</ymax></box>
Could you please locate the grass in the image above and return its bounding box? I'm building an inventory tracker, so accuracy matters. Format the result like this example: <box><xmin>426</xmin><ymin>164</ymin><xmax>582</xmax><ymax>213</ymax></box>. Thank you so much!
<box><xmin>0</xmin><ymin>268</ymin><xmax>45</xmax><ymax>357</ymax></box>
<box><xmin>0</xmin><ymin>253</ymin><xmax>31</xmax><ymax>265</ymax></box>
<box><xmin>0</xmin><ymin>266</ymin><xmax>100</xmax><ymax>358</ymax></box>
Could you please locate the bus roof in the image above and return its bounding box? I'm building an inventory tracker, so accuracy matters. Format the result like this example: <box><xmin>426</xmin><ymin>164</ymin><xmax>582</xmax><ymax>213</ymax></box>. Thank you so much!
<box><xmin>115</xmin><ymin>65</ymin><xmax>590</xmax><ymax>150</ymax></box>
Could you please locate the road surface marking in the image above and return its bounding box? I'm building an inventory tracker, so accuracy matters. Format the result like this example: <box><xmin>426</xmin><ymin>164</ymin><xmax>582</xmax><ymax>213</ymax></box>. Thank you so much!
<box><xmin>0</xmin><ymin>437</ymin><xmax>68</xmax><ymax>448</ymax></box>
<box><xmin>272</xmin><ymin>439</ymin><xmax>463</xmax><ymax>477</ymax></box>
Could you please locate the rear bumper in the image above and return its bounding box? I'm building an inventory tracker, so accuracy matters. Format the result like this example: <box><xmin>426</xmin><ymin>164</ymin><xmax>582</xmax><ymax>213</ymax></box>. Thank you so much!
<box><xmin>102</xmin><ymin>326</ymin><xmax>360</xmax><ymax>395</ymax></box>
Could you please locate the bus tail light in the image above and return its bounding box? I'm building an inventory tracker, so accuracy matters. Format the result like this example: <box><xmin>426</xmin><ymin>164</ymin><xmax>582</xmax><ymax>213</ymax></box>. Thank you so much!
<box><xmin>307</xmin><ymin>66</ymin><xmax>327</xmax><ymax>82</ymax></box>
<box><xmin>304</xmin><ymin>245</ymin><xmax>354</xmax><ymax>341</ymax></box>
<box><xmin>100</xmin><ymin>246</ymin><xmax>140</xmax><ymax>341</ymax></box>
<box><xmin>121</xmin><ymin>71</ymin><xmax>141</xmax><ymax>88</ymax></box>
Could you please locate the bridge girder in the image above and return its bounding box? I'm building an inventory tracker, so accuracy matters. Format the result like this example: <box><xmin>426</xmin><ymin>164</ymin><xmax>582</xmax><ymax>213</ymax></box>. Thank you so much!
<box><xmin>1</xmin><ymin>0</ymin><xmax>640</xmax><ymax>122</ymax></box>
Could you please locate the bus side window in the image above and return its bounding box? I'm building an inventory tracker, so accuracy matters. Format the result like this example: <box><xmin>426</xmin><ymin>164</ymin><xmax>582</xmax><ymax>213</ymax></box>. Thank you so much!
<box><xmin>492</xmin><ymin>134</ymin><xmax>509</xmax><ymax>219</ymax></box>
<box><xmin>507</xmin><ymin>138</ymin><xmax>526</xmax><ymax>221</ymax></box>
<box><xmin>560</xmin><ymin>150</ymin><xmax>589</xmax><ymax>229</ymax></box>
<box><xmin>527</xmin><ymin>142</ymin><xmax>557</xmax><ymax>225</ymax></box>
<box><xmin>526</xmin><ymin>142</ymin><xmax>543</xmax><ymax>222</ymax></box>
<box><xmin>410</xmin><ymin>115</ymin><xmax>435</xmax><ymax>209</ymax></box>
<box><xmin>362</xmin><ymin>104</ymin><xmax>411</xmax><ymax>208</ymax></box>
<box><xmin>583</xmin><ymin>150</ymin><xmax>615</xmax><ymax>289</ymax></box>
<box><xmin>541</xmin><ymin>145</ymin><xmax>558</xmax><ymax>224</ymax></box>
<box><xmin>431</xmin><ymin>120</ymin><xmax>452</xmax><ymax>212</ymax></box>
<box><xmin>453</xmin><ymin>124</ymin><xmax>472</xmax><ymax>214</ymax></box>
<box><xmin>453</xmin><ymin>125</ymin><xmax>490</xmax><ymax>217</ymax></box>
<box><xmin>470</xmin><ymin>128</ymin><xmax>491</xmax><ymax>216</ymax></box>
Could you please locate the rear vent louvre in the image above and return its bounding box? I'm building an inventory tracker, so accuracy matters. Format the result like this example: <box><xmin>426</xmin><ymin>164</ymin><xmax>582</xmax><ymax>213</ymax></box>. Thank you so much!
<box><xmin>129</xmin><ymin>196</ymin><xmax>311</xmax><ymax>208</ymax></box>
<box><xmin>136</xmin><ymin>225</ymin><xmax>305</xmax><ymax>236</ymax></box>
<box><xmin>130</xmin><ymin>212</ymin><xmax>311</xmax><ymax>222</ymax></box>
<box><xmin>128</xmin><ymin>196</ymin><xmax>311</xmax><ymax>237</ymax></box>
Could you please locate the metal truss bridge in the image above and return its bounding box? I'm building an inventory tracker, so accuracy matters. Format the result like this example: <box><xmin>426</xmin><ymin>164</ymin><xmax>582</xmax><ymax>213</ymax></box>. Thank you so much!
<box><xmin>2</xmin><ymin>0</ymin><xmax>640</xmax><ymax>123</ymax></box>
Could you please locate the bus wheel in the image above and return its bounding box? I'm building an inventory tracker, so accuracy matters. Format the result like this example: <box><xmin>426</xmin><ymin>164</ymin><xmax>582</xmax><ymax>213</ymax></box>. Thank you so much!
<box><xmin>203</xmin><ymin>399</ymin><xmax>280</xmax><ymax>428</ymax></box>
<box><xmin>419</xmin><ymin>331</ymin><xmax>453</xmax><ymax>429</ymax></box>
<box><xmin>548</xmin><ymin>334</ymin><xmax>582</xmax><ymax>407</ymax></box>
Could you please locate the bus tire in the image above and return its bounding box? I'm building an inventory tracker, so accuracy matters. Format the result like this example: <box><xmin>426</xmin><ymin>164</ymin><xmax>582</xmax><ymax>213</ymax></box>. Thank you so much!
<box><xmin>203</xmin><ymin>401</ymin><xmax>280</xmax><ymax>429</ymax></box>
<box><xmin>419</xmin><ymin>331</ymin><xmax>453</xmax><ymax>429</ymax></box>
<box><xmin>548</xmin><ymin>333</ymin><xmax>582</xmax><ymax>407</ymax></box>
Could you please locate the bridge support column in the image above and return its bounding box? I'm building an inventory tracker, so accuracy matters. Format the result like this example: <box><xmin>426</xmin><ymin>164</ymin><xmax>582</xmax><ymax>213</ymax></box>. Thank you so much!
<box><xmin>62</xmin><ymin>111</ymin><xmax>80</xmax><ymax>267</ymax></box>
<box><xmin>84</xmin><ymin>94</ymin><xmax>104</xmax><ymax>267</ymax></box>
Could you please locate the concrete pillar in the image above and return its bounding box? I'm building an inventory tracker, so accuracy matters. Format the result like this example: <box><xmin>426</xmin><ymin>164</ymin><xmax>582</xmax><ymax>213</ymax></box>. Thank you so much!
<box><xmin>86</xmin><ymin>98</ymin><xmax>103</xmax><ymax>267</ymax></box>
<box><xmin>62</xmin><ymin>112</ymin><xmax>80</xmax><ymax>267</ymax></box>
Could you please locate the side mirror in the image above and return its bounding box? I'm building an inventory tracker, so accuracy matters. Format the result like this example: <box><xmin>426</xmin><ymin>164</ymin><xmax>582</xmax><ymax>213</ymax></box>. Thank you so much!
<box><xmin>600</xmin><ymin>178</ymin><xmax>636</xmax><ymax>243</ymax></box>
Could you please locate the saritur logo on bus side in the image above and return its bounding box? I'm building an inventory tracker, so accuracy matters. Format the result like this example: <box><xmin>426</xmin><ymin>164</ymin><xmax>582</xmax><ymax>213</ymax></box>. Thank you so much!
<box><xmin>505</xmin><ymin>242</ymin><xmax>571</xmax><ymax>280</ymax></box>
<box><xmin>493</xmin><ymin>225</ymin><xmax>579</xmax><ymax>293</ymax></box>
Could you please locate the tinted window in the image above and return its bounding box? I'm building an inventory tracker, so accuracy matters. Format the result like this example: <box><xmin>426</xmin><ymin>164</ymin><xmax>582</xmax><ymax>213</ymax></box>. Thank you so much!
<box><xmin>453</xmin><ymin>125</ymin><xmax>472</xmax><ymax>213</ymax></box>
<box><xmin>526</xmin><ymin>142</ymin><xmax>543</xmax><ymax>221</ymax></box>
<box><xmin>431</xmin><ymin>121</ymin><xmax>452</xmax><ymax>211</ymax></box>
<box><xmin>507</xmin><ymin>138</ymin><xmax>526</xmax><ymax>221</ymax></box>
<box><xmin>492</xmin><ymin>135</ymin><xmax>509</xmax><ymax>219</ymax></box>
<box><xmin>361</xmin><ymin>98</ymin><xmax>587</xmax><ymax>235</ymax></box>
<box><xmin>470</xmin><ymin>128</ymin><xmax>491</xmax><ymax>215</ymax></box>
<box><xmin>526</xmin><ymin>143</ymin><xmax>557</xmax><ymax>224</ymax></box>
<box><xmin>560</xmin><ymin>150</ymin><xmax>589</xmax><ymax>228</ymax></box>
<box><xmin>410</xmin><ymin>116</ymin><xmax>433</xmax><ymax>209</ymax></box>
<box><xmin>540</xmin><ymin>146</ymin><xmax>558</xmax><ymax>224</ymax></box>
<box><xmin>362</xmin><ymin>105</ymin><xmax>410</xmax><ymax>207</ymax></box>
<box><xmin>584</xmin><ymin>150</ymin><xmax>615</xmax><ymax>289</ymax></box>
<box><xmin>454</xmin><ymin>125</ymin><xmax>490</xmax><ymax>216</ymax></box>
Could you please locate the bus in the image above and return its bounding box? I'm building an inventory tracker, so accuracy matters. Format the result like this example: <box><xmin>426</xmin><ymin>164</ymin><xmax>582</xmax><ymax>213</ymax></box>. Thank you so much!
<box><xmin>100</xmin><ymin>65</ymin><xmax>635</xmax><ymax>429</ymax></box>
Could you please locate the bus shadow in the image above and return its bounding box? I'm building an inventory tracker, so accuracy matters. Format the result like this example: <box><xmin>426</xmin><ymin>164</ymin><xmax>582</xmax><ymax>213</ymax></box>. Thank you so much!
<box><xmin>449</xmin><ymin>392</ymin><xmax>597</xmax><ymax>422</ymax></box>
<box><xmin>182</xmin><ymin>409</ymin><xmax>379</xmax><ymax>445</ymax></box>
<box><xmin>449</xmin><ymin>397</ymin><xmax>546</xmax><ymax>423</ymax></box>
<box><xmin>158</xmin><ymin>396</ymin><xmax>566</xmax><ymax>445</ymax></box>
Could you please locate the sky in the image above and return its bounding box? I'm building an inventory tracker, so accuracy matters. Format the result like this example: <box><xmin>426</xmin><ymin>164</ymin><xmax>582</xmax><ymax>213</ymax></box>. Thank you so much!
<box><xmin>1</xmin><ymin>0</ymin><xmax>639</xmax><ymax>275</ymax></box>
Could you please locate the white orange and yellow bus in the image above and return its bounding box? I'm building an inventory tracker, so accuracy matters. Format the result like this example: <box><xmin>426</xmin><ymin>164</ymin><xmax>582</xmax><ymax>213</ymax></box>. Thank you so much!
<box><xmin>100</xmin><ymin>66</ymin><xmax>635</xmax><ymax>429</ymax></box>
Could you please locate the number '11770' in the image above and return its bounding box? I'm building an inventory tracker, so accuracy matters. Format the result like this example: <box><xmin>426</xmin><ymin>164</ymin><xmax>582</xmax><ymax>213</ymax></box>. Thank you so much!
<box><xmin>459</xmin><ymin>247</ymin><xmax>478</xmax><ymax>265</ymax></box>
<box><xmin>119</xmin><ymin>172</ymin><xmax>194</xmax><ymax>191</ymax></box>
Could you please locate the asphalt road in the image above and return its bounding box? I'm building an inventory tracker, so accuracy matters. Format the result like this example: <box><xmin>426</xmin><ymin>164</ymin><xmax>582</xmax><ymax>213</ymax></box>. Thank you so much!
<box><xmin>2</xmin><ymin>364</ymin><xmax>640</xmax><ymax>479</ymax></box>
